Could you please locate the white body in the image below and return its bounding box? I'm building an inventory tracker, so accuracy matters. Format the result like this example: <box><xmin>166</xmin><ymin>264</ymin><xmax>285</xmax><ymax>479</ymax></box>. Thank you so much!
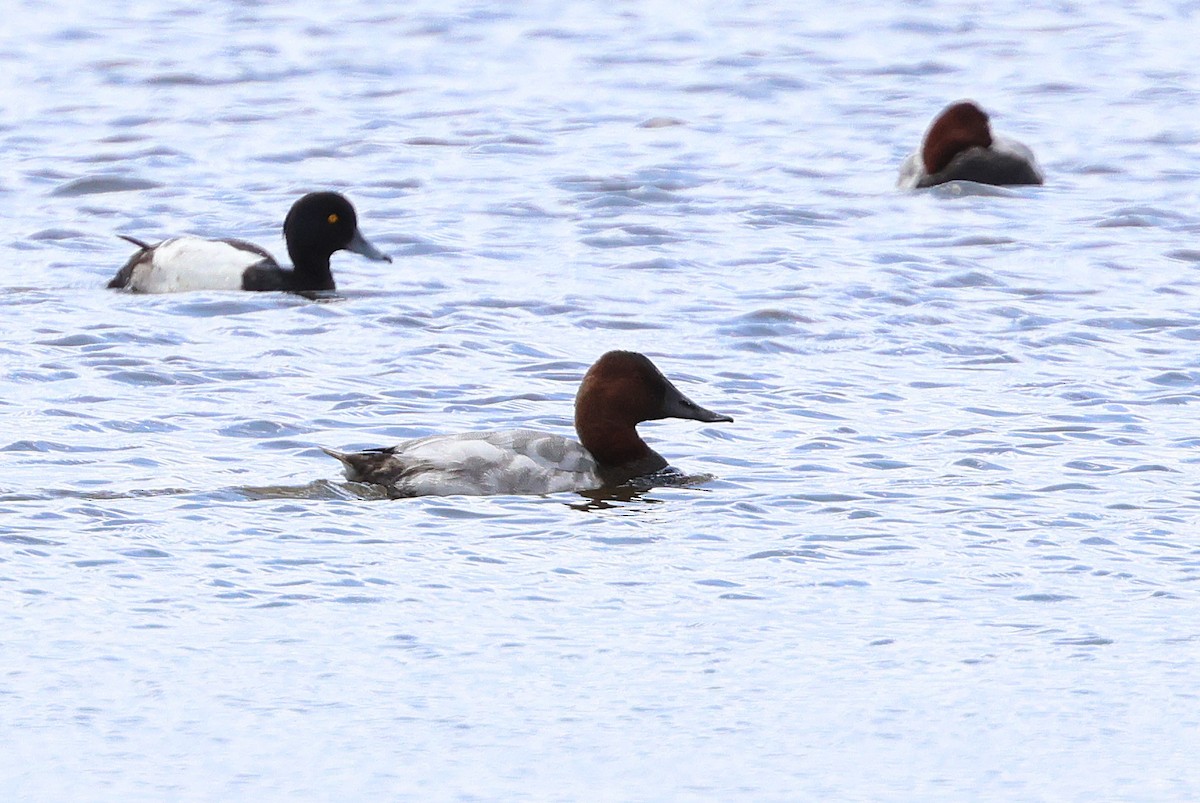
<box><xmin>123</xmin><ymin>237</ymin><xmax>270</xmax><ymax>292</ymax></box>
<box><xmin>332</xmin><ymin>429</ymin><xmax>604</xmax><ymax>497</ymax></box>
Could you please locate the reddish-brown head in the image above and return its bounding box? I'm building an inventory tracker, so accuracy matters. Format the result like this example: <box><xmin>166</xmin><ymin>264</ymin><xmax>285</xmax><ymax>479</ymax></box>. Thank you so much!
<box><xmin>573</xmin><ymin>350</ymin><xmax>731</xmax><ymax>468</ymax></box>
<box><xmin>921</xmin><ymin>101</ymin><xmax>994</xmax><ymax>175</ymax></box>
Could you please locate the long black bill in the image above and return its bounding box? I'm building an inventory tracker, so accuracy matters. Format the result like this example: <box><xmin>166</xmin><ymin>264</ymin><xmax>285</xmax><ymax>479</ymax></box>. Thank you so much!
<box><xmin>660</xmin><ymin>380</ymin><xmax>733</xmax><ymax>423</ymax></box>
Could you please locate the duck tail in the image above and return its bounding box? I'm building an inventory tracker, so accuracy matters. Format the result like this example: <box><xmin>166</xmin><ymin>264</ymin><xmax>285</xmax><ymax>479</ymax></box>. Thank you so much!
<box><xmin>320</xmin><ymin>447</ymin><xmax>358</xmax><ymax>480</ymax></box>
<box><xmin>117</xmin><ymin>234</ymin><xmax>152</xmax><ymax>250</ymax></box>
<box><xmin>321</xmin><ymin>446</ymin><xmax>398</xmax><ymax>484</ymax></box>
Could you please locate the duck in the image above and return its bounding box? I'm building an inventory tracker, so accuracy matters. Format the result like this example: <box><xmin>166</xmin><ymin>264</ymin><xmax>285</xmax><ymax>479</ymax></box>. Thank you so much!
<box><xmin>897</xmin><ymin>100</ymin><xmax>1044</xmax><ymax>189</ymax></box>
<box><xmin>322</xmin><ymin>350</ymin><xmax>733</xmax><ymax>498</ymax></box>
<box><xmin>107</xmin><ymin>191</ymin><xmax>391</xmax><ymax>292</ymax></box>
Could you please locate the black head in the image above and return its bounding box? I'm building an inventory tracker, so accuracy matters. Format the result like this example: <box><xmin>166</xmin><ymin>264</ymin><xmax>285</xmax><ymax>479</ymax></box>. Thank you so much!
<box><xmin>282</xmin><ymin>192</ymin><xmax>391</xmax><ymax>277</ymax></box>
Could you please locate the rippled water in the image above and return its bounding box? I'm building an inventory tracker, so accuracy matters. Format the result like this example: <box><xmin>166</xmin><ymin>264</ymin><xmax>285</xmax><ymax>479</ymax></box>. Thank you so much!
<box><xmin>3</xmin><ymin>1</ymin><xmax>1200</xmax><ymax>799</ymax></box>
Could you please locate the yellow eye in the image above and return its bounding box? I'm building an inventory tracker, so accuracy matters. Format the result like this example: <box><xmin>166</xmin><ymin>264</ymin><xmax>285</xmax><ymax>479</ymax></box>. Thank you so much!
<box><xmin>327</xmin><ymin>213</ymin><xmax>339</xmax><ymax>224</ymax></box>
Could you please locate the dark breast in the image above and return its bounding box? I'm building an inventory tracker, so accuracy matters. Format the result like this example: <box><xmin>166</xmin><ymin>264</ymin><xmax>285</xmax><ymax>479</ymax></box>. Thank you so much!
<box><xmin>217</xmin><ymin>238</ymin><xmax>287</xmax><ymax>291</ymax></box>
<box><xmin>241</xmin><ymin>264</ymin><xmax>293</xmax><ymax>291</ymax></box>
<box><xmin>919</xmin><ymin>147</ymin><xmax>1043</xmax><ymax>188</ymax></box>
<box><xmin>595</xmin><ymin>450</ymin><xmax>669</xmax><ymax>487</ymax></box>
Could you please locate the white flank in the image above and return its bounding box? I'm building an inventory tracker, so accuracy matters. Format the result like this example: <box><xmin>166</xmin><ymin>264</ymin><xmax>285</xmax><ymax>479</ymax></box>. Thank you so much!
<box><xmin>895</xmin><ymin>152</ymin><xmax>923</xmax><ymax>190</ymax></box>
<box><xmin>129</xmin><ymin>237</ymin><xmax>268</xmax><ymax>293</ymax></box>
<box><xmin>388</xmin><ymin>430</ymin><xmax>602</xmax><ymax>496</ymax></box>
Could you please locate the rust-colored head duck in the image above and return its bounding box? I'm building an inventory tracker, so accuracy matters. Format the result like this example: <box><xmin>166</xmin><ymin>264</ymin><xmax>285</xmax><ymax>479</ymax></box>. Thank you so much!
<box><xmin>322</xmin><ymin>350</ymin><xmax>732</xmax><ymax>498</ymax></box>
<box><xmin>574</xmin><ymin>350</ymin><xmax>732</xmax><ymax>484</ymax></box>
<box><xmin>898</xmin><ymin>100</ymin><xmax>1043</xmax><ymax>189</ymax></box>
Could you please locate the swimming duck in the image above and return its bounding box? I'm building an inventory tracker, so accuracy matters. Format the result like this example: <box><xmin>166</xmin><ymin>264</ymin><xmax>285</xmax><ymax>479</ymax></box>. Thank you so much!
<box><xmin>897</xmin><ymin>100</ymin><xmax>1044</xmax><ymax>189</ymax></box>
<box><xmin>323</xmin><ymin>350</ymin><xmax>733</xmax><ymax>497</ymax></box>
<box><xmin>108</xmin><ymin>192</ymin><xmax>391</xmax><ymax>292</ymax></box>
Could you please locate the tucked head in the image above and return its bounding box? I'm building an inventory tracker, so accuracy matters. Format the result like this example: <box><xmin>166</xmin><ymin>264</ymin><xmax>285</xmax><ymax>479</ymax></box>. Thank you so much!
<box><xmin>921</xmin><ymin>101</ymin><xmax>994</xmax><ymax>175</ymax></box>
<box><xmin>575</xmin><ymin>350</ymin><xmax>732</xmax><ymax>427</ymax></box>
<box><xmin>283</xmin><ymin>192</ymin><xmax>391</xmax><ymax>264</ymax></box>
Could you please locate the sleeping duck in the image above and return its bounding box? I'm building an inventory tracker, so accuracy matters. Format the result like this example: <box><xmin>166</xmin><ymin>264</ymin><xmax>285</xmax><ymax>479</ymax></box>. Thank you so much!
<box><xmin>897</xmin><ymin>101</ymin><xmax>1044</xmax><ymax>189</ymax></box>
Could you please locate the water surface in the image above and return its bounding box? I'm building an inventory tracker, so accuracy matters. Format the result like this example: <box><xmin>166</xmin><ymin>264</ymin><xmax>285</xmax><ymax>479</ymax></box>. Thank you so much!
<box><xmin>2</xmin><ymin>1</ymin><xmax>1199</xmax><ymax>799</ymax></box>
